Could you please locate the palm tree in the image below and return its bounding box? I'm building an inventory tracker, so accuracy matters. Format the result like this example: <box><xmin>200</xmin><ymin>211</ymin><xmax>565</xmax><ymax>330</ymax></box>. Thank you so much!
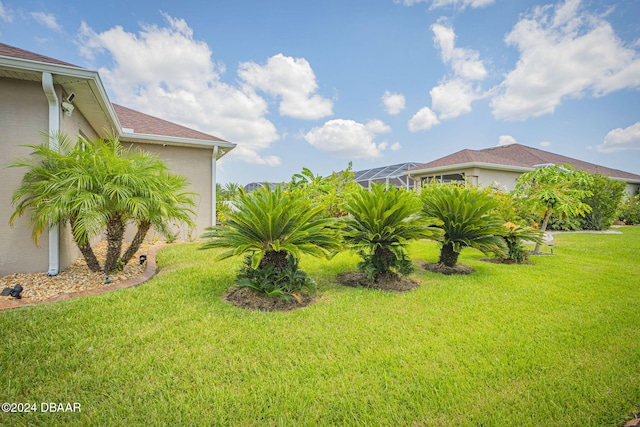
<box><xmin>421</xmin><ymin>185</ymin><xmax>507</xmax><ymax>267</ymax></box>
<box><xmin>222</xmin><ymin>182</ymin><xmax>241</xmax><ymax>200</ymax></box>
<box><xmin>342</xmin><ymin>183</ymin><xmax>441</xmax><ymax>281</ymax></box>
<box><xmin>499</xmin><ymin>222</ymin><xmax>544</xmax><ymax>263</ymax></box>
<box><xmin>10</xmin><ymin>133</ymin><xmax>195</xmax><ymax>273</ymax></box>
<box><xmin>201</xmin><ymin>185</ymin><xmax>341</xmax><ymax>297</ymax></box>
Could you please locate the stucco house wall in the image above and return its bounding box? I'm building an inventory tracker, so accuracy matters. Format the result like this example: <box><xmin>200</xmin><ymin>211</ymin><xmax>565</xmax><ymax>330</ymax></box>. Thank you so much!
<box><xmin>125</xmin><ymin>142</ymin><xmax>214</xmax><ymax>241</ymax></box>
<box><xmin>0</xmin><ymin>42</ymin><xmax>235</xmax><ymax>276</ymax></box>
<box><xmin>0</xmin><ymin>78</ymin><xmax>52</xmax><ymax>274</ymax></box>
<box><xmin>0</xmin><ymin>78</ymin><xmax>105</xmax><ymax>274</ymax></box>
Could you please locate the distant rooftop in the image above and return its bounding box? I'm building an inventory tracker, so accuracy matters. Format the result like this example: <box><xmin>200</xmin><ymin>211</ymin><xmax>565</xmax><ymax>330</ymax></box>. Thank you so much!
<box><xmin>408</xmin><ymin>144</ymin><xmax>640</xmax><ymax>181</ymax></box>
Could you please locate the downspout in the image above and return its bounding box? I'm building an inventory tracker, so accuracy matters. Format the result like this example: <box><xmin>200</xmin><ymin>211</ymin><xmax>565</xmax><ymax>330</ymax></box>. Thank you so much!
<box><xmin>42</xmin><ymin>73</ymin><xmax>60</xmax><ymax>276</ymax></box>
<box><xmin>212</xmin><ymin>146</ymin><xmax>219</xmax><ymax>227</ymax></box>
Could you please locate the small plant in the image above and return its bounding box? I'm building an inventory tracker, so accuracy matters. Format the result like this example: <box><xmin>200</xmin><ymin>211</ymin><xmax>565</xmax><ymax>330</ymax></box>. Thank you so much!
<box><xmin>421</xmin><ymin>184</ymin><xmax>507</xmax><ymax>268</ymax></box>
<box><xmin>201</xmin><ymin>185</ymin><xmax>340</xmax><ymax>299</ymax></box>
<box><xmin>499</xmin><ymin>222</ymin><xmax>544</xmax><ymax>263</ymax></box>
<box><xmin>618</xmin><ymin>194</ymin><xmax>640</xmax><ymax>225</ymax></box>
<box><xmin>237</xmin><ymin>255</ymin><xmax>315</xmax><ymax>300</ymax></box>
<box><xmin>342</xmin><ymin>183</ymin><xmax>441</xmax><ymax>282</ymax></box>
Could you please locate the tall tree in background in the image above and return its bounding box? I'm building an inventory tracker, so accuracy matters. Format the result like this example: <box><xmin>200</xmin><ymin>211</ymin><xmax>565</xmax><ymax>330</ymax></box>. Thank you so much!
<box><xmin>512</xmin><ymin>165</ymin><xmax>593</xmax><ymax>253</ymax></box>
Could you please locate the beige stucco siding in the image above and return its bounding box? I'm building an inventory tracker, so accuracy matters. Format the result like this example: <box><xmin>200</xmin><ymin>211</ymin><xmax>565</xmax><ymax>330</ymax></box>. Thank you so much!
<box><xmin>0</xmin><ymin>78</ymin><xmax>52</xmax><ymax>274</ymax></box>
<box><xmin>0</xmin><ymin>78</ymin><xmax>101</xmax><ymax>274</ymax></box>
<box><xmin>124</xmin><ymin>142</ymin><xmax>213</xmax><ymax>241</ymax></box>
<box><xmin>472</xmin><ymin>168</ymin><xmax>521</xmax><ymax>191</ymax></box>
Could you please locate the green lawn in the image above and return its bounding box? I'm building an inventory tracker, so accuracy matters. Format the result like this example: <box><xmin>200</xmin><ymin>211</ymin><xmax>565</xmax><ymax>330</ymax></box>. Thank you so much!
<box><xmin>1</xmin><ymin>227</ymin><xmax>639</xmax><ymax>426</ymax></box>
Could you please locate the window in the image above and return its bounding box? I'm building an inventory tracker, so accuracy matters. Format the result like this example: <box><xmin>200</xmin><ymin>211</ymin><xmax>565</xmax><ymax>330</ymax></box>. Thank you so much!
<box><xmin>421</xmin><ymin>173</ymin><xmax>465</xmax><ymax>185</ymax></box>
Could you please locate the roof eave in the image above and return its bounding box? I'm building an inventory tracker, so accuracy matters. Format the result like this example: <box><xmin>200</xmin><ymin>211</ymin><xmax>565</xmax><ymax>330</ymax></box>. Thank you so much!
<box><xmin>120</xmin><ymin>132</ymin><xmax>236</xmax><ymax>158</ymax></box>
<box><xmin>404</xmin><ymin>162</ymin><xmax>535</xmax><ymax>176</ymax></box>
<box><xmin>2</xmin><ymin>55</ymin><xmax>236</xmax><ymax>158</ymax></box>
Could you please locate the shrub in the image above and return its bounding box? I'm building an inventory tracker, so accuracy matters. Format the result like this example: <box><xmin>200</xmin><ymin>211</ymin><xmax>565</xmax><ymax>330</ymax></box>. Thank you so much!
<box><xmin>579</xmin><ymin>174</ymin><xmax>626</xmax><ymax>230</ymax></box>
<box><xmin>619</xmin><ymin>194</ymin><xmax>640</xmax><ymax>225</ymax></box>
<box><xmin>421</xmin><ymin>184</ymin><xmax>507</xmax><ymax>267</ymax></box>
<box><xmin>201</xmin><ymin>185</ymin><xmax>341</xmax><ymax>298</ymax></box>
<box><xmin>342</xmin><ymin>183</ymin><xmax>441</xmax><ymax>281</ymax></box>
<box><xmin>499</xmin><ymin>222</ymin><xmax>544</xmax><ymax>263</ymax></box>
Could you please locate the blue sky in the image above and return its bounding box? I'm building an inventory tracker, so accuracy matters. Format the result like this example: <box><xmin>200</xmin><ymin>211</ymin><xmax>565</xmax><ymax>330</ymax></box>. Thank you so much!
<box><xmin>1</xmin><ymin>0</ymin><xmax>639</xmax><ymax>185</ymax></box>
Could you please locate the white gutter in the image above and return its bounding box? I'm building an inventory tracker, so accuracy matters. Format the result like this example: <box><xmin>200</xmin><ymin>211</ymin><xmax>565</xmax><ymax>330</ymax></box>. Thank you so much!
<box><xmin>212</xmin><ymin>146</ymin><xmax>219</xmax><ymax>227</ymax></box>
<box><xmin>41</xmin><ymin>72</ymin><xmax>59</xmax><ymax>276</ymax></box>
<box><xmin>120</xmin><ymin>131</ymin><xmax>235</xmax><ymax>152</ymax></box>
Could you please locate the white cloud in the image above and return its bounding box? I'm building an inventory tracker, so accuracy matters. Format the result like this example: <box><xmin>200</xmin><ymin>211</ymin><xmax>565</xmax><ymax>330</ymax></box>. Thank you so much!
<box><xmin>408</xmin><ymin>107</ymin><xmax>439</xmax><ymax>132</ymax></box>
<box><xmin>390</xmin><ymin>142</ymin><xmax>402</xmax><ymax>151</ymax></box>
<box><xmin>364</xmin><ymin>119</ymin><xmax>391</xmax><ymax>134</ymax></box>
<box><xmin>597</xmin><ymin>122</ymin><xmax>640</xmax><ymax>153</ymax></box>
<box><xmin>303</xmin><ymin>119</ymin><xmax>389</xmax><ymax>159</ymax></box>
<box><xmin>394</xmin><ymin>0</ymin><xmax>494</xmax><ymax>10</ymax></box>
<box><xmin>238</xmin><ymin>54</ymin><xmax>333</xmax><ymax>120</ymax></box>
<box><xmin>31</xmin><ymin>11</ymin><xmax>61</xmax><ymax>31</ymax></box>
<box><xmin>430</xmin><ymin>79</ymin><xmax>481</xmax><ymax>120</ymax></box>
<box><xmin>382</xmin><ymin>91</ymin><xmax>406</xmax><ymax>115</ymax></box>
<box><xmin>0</xmin><ymin>2</ymin><xmax>13</xmax><ymax>22</ymax></box>
<box><xmin>432</xmin><ymin>22</ymin><xmax>487</xmax><ymax>80</ymax></box>
<box><xmin>77</xmin><ymin>15</ymin><xmax>280</xmax><ymax>165</ymax></box>
<box><xmin>491</xmin><ymin>0</ymin><xmax>640</xmax><ymax>121</ymax></box>
<box><xmin>540</xmin><ymin>141</ymin><xmax>552</xmax><ymax>147</ymax></box>
<box><xmin>497</xmin><ymin>135</ymin><xmax>517</xmax><ymax>146</ymax></box>
<box><xmin>426</xmin><ymin>22</ymin><xmax>487</xmax><ymax>121</ymax></box>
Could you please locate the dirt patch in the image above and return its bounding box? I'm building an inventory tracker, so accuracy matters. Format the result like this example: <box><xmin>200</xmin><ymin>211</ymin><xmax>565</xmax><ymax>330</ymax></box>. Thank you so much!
<box><xmin>421</xmin><ymin>262</ymin><xmax>474</xmax><ymax>275</ymax></box>
<box><xmin>480</xmin><ymin>258</ymin><xmax>533</xmax><ymax>265</ymax></box>
<box><xmin>336</xmin><ymin>271</ymin><xmax>420</xmax><ymax>292</ymax></box>
<box><xmin>222</xmin><ymin>286</ymin><xmax>315</xmax><ymax>312</ymax></box>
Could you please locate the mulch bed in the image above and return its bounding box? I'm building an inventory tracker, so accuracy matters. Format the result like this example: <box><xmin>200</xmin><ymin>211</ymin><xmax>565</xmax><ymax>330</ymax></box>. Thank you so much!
<box><xmin>421</xmin><ymin>262</ymin><xmax>474</xmax><ymax>275</ymax></box>
<box><xmin>222</xmin><ymin>286</ymin><xmax>315</xmax><ymax>312</ymax></box>
<box><xmin>336</xmin><ymin>271</ymin><xmax>420</xmax><ymax>292</ymax></box>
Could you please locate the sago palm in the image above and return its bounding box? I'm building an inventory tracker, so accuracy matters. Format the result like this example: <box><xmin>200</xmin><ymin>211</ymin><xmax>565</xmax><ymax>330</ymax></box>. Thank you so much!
<box><xmin>421</xmin><ymin>185</ymin><xmax>507</xmax><ymax>267</ymax></box>
<box><xmin>342</xmin><ymin>183</ymin><xmax>441</xmax><ymax>281</ymax></box>
<box><xmin>201</xmin><ymin>185</ymin><xmax>341</xmax><ymax>296</ymax></box>
<box><xmin>500</xmin><ymin>222</ymin><xmax>544</xmax><ymax>263</ymax></box>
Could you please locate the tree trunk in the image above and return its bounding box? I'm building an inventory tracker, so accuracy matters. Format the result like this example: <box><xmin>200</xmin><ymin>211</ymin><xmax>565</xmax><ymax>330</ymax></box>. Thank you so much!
<box><xmin>260</xmin><ymin>250</ymin><xmax>288</xmax><ymax>271</ymax></box>
<box><xmin>104</xmin><ymin>215</ymin><xmax>126</xmax><ymax>273</ymax></box>
<box><xmin>69</xmin><ymin>216</ymin><xmax>102</xmax><ymax>272</ymax></box>
<box><xmin>533</xmin><ymin>207</ymin><xmax>552</xmax><ymax>254</ymax></box>
<box><xmin>439</xmin><ymin>242</ymin><xmax>460</xmax><ymax>267</ymax></box>
<box><xmin>120</xmin><ymin>221</ymin><xmax>151</xmax><ymax>266</ymax></box>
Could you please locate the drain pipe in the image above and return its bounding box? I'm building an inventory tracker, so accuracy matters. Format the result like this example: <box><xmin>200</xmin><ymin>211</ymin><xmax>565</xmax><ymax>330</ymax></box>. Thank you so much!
<box><xmin>42</xmin><ymin>72</ymin><xmax>60</xmax><ymax>276</ymax></box>
<box><xmin>212</xmin><ymin>146</ymin><xmax>219</xmax><ymax>227</ymax></box>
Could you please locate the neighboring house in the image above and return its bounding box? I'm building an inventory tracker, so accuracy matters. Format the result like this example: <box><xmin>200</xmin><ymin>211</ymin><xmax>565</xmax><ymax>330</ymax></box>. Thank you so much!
<box><xmin>0</xmin><ymin>43</ymin><xmax>235</xmax><ymax>275</ymax></box>
<box><xmin>405</xmin><ymin>144</ymin><xmax>640</xmax><ymax>196</ymax></box>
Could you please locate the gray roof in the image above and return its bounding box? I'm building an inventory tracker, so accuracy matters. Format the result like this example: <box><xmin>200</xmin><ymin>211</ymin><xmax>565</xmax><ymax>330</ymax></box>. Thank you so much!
<box><xmin>355</xmin><ymin>162</ymin><xmax>423</xmax><ymax>188</ymax></box>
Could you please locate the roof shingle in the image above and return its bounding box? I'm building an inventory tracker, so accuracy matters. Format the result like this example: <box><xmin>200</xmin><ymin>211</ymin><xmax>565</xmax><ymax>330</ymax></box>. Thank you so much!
<box><xmin>0</xmin><ymin>42</ymin><xmax>79</xmax><ymax>68</ymax></box>
<box><xmin>113</xmin><ymin>104</ymin><xmax>228</xmax><ymax>143</ymax></box>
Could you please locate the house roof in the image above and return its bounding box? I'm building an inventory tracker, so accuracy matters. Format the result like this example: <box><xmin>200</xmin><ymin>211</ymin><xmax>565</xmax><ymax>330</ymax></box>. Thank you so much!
<box><xmin>0</xmin><ymin>43</ymin><xmax>79</xmax><ymax>67</ymax></box>
<box><xmin>0</xmin><ymin>42</ymin><xmax>234</xmax><ymax>155</ymax></box>
<box><xmin>113</xmin><ymin>104</ymin><xmax>227</xmax><ymax>143</ymax></box>
<box><xmin>407</xmin><ymin>144</ymin><xmax>640</xmax><ymax>182</ymax></box>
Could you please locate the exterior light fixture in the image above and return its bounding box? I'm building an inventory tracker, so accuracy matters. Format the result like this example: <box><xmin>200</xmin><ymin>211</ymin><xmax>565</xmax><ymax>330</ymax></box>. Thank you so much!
<box><xmin>139</xmin><ymin>255</ymin><xmax>147</xmax><ymax>265</ymax></box>
<box><xmin>1</xmin><ymin>284</ymin><xmax>23</xmax><ymax>299</ymax></box>
<box><xmin>105</xmin><ymin>276</ymin><xmax>111</xmax><ymax>285</ymax></box>
<box><xmin>548</xmin><ymin>244</ymin><xmax>554</xmax><ymax>255</ymax></box>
